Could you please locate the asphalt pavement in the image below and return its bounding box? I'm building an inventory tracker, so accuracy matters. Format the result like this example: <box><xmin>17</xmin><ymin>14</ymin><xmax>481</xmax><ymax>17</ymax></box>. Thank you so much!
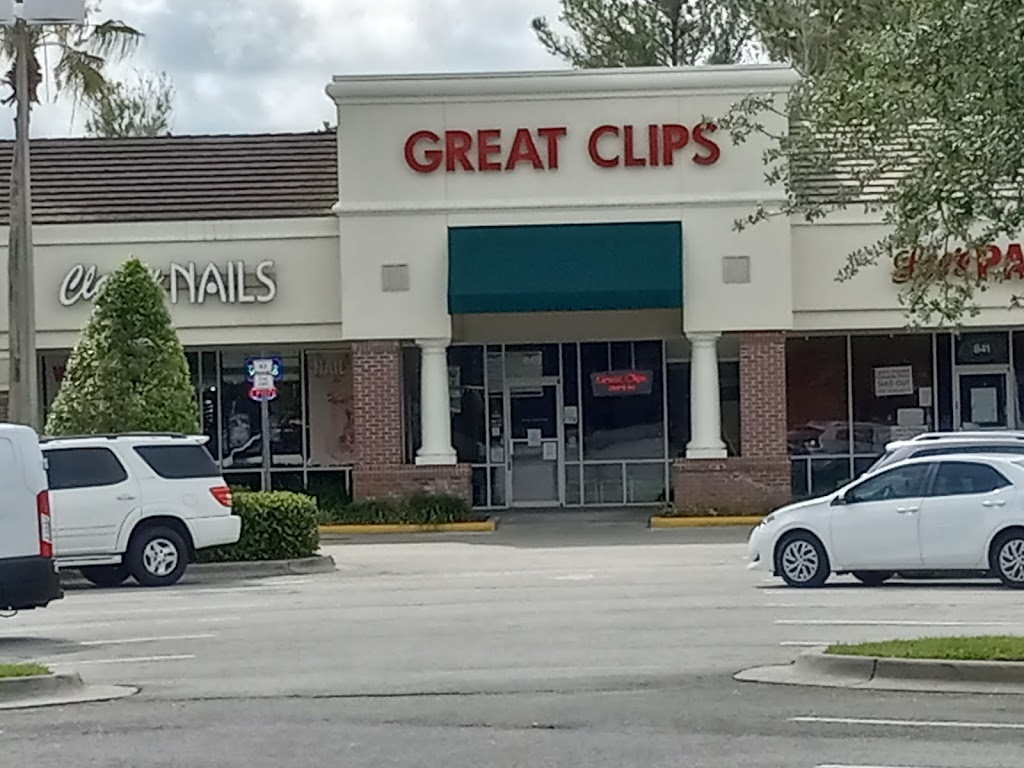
<box><xmin>2</xmin><ymin>521</ymin><xmax>1023</xmax><ymax>767</ymax></box>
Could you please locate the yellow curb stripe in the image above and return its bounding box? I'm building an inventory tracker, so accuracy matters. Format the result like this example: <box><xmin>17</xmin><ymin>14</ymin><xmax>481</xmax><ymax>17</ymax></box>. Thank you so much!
<box><xmin>319</xmin><ymin>519</ymin><xmax>496</xmax><ymax>535</ymax></box>
<box><xmin>649</xmin><ymin>515</ymin><xmax>763</xmax><ymax>528</ymax></box>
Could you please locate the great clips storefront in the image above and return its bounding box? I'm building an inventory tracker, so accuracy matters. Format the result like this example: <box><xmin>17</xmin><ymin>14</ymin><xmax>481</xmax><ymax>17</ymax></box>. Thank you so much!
<box><xmin>328</xmin><ymin>67</ymin><xmax>797</xmax><ymax>511</ymax></box>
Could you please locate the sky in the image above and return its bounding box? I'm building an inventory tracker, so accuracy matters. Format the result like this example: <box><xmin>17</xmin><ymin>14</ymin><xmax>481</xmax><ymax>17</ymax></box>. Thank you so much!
<box><xmin>1</xmin><ymin>0</ymin><xmax>570</xmax><ymax>138</ymax></box>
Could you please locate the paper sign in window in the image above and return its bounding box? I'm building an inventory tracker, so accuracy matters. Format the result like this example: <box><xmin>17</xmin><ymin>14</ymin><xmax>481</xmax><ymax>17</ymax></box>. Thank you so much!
<box><xmin>971</xmin><ymin>387</ymin><xmax>999</xmax><ymax>424</ymax></box>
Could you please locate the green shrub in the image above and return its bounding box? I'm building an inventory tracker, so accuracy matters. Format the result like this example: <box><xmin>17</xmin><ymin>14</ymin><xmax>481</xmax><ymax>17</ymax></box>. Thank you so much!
<box><xmin>200</xmin><ymin>490</ymin><xmax>320</xmax><ymax>562</ymax></box>
<box><xmin>320</xmin><ymin>493</ymin><xmax>480</xmax><ymax>525</ymax></box>
<box><xmin>307</xmin><ymin>475</ymin><xmax>352</xmax><ymax>524</ymax></box>
<box><xmin>46</xmin><ymin>257</ymin><xmax>199</xmax><ymax>436</ymax></box>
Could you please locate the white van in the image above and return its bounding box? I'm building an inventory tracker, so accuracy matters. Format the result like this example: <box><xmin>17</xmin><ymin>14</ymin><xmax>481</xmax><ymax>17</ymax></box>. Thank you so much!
<box><xmin>0</xmin><ymin>423</ymin><xmax>62</xmax><ymax>611</ymax></box>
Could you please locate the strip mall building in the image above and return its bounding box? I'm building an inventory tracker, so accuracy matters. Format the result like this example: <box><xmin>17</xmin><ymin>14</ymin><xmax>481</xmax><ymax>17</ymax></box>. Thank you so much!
<box><xmin>3</xmin><ymin>65</ymin><xmax>1024</xmax><ymax>511</ymax></box>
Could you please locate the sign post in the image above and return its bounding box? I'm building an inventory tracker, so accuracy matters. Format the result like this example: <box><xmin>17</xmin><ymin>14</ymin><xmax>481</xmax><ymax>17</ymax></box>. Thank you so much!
<box><xmin>246</xmin><ymin>356</ymin><xmax>283</xmax><ymax>492</ymax></box>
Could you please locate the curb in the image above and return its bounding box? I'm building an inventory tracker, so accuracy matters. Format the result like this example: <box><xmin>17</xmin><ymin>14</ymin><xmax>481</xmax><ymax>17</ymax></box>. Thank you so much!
<box><xmin>735</xmin><ymin>648</ymin><xmax>1024</xmax><ymax>694</ymax></box>
<box><xmin>0</xmin><ymin>672</ymin><xmax>83</xmax><ymax>701</ymax></box>
<box><xmin>649</xmin><ymin>515</ymin><xmax>763</xmax><ymax>528</ymax></box>
<box><xmin>797</xmin><ymin>649</ymin><xmax>1024</xmax><ymax>684</ymax></box>
<box><xmin>0</xmin><ymin>673</ymin><xmax>137</xmax><ymax>711</ymax></box>
<box><xmin>60</xmin><ymin>554</ymin><xmax>336</xmax><ymax>588</ymax></box>
<box><xmin>318</xmin><ymin>519</ymin><xmax>497</xmax><ymax>535</ymax></box>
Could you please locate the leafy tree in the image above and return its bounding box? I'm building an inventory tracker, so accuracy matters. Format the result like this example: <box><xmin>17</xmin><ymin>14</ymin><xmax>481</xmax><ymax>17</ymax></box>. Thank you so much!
<box><xmin>85</xmin><ymin>69</ymin><xmax>174</xmax><ymax>137</ymax></box>
<box><xmin>725</xmin><ymin>0</ymin><xmax>1024</xmax><ymax>325</ymax></box>
<box><xmin>46</xmin><ymin>258</ymin><xmax>199</xmax><ymax>436</ymax></box>
<box><xmin>1</xmin><ymin>0</ymin><xmax>141</xmax><ymax>114</ymax></box>
<box><xmin>532</xmin><ymin>0</ymin><xmax>755</xmax><ymax>67</ymax></box>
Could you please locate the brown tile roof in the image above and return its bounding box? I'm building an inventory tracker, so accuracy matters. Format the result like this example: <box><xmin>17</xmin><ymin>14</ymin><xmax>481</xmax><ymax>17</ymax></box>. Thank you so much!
<box><xmin>0</xmin><ymin>131</ymin><xmax>339</xmax><ymax>225</ymax></box>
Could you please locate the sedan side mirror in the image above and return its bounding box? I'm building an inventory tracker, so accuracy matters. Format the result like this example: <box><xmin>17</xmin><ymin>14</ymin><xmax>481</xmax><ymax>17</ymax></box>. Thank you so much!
<box><xmin>831</xmin><ymin>493</ymin><xmax>846</xmax><ymax>506</ymax></box>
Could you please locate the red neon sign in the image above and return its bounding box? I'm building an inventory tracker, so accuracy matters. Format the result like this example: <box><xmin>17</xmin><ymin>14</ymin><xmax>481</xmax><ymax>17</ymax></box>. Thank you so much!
<box><xmin>403</xmin><ymin>123</ymin><xmax>720</xmax><ymax>174</ymax></box>
<box><xmin>591</xmin><ymin>370</ymin><xmax>654</xmax><ymax>397</ymax></box>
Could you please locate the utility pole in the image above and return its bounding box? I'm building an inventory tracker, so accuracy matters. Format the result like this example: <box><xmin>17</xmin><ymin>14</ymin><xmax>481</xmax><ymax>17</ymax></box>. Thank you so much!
<box><xmin>4</xmin><ymin>0</ymin><xmax>85</xmax><ymax>429</ymax></box>
<box><xmin>7</xmin><ymin>16</ymin><xmax>38</xmax><ymax>428</ymax></box>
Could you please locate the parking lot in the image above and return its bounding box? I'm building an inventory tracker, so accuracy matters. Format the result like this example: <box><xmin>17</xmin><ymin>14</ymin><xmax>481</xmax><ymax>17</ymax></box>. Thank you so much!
<box><xmin>2</xmin><ymin>526</ymin><xmax>1023</xmax><ymax>767</ymax></box>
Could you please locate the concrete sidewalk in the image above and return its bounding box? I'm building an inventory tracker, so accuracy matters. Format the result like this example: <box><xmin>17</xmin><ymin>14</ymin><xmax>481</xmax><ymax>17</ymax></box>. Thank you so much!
<box><xmin>323</xmin><ymin>508</ymin><xmax>754</xmax><ymax>548</ymax></box>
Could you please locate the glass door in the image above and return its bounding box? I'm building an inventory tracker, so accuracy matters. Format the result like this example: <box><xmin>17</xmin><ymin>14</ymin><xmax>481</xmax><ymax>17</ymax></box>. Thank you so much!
<box><xmin>956</xmin><ymin>368</ymin><xmax>1012</xmax><ymax>429</ymax></box>
<box><xmin>505</xmin><ymin>380</ymin><xmax>563</xmax><ymax>506</ymax></box>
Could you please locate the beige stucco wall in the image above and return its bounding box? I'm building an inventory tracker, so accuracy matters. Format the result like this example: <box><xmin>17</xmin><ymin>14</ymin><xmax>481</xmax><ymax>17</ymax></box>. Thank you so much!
<box><xmin>0</xmin><ymin>216</ymin><xmax>343</xmax><ymax>355</ymax></box>
<box><xmin>330</xmin><ymin>66</ymin><xmax>798</xmax><ymax>341</ymax></box>
<box><xmin>791</xmin><ymin>214</ymin><xmax>1024</xmax><ymax>330</ymax></box>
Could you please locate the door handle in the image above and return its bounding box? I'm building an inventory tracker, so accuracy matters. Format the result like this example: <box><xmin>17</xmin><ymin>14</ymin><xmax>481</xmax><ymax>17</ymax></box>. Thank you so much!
<box><xmin>896</xmin><ymin>506</ymin><xmax>919</xmax><ymax>514</ymax></box>
<box><xmin>982</xmin><ymin>500</ymin><xmax>1006</xmax><ymax>507</ymax></box>
<box><xmin>116</xmin><ymin>494</ymin><xmax>137</xmax><ymax>501</ymax></box>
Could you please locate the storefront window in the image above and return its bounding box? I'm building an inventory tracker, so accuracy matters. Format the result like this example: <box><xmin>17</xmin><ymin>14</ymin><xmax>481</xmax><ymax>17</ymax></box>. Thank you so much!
<box><xmin>305</xmin><ymin>350</ymin><xmax>355</xmax><ymax>467</ymax></box>
<box><xmin>851</xmin><ymin>334</ymin><xmax>933</xmax><ymax>454</ymax></box>
<box><xmin>402</xmin><ymin>345</ymin><xmax>422</xmax><ymax>462</ymax></box>
<box><xmin>267</xmin><ymin>352</ymin><xmax>302</xmax><ymax>467</ymax></box>
<box><xmin>220</xmin><ymin>350</ymin><xmax>264</xmax><ymax>469</ymax></box>
<box><xmin>786</xmin><ymin>336</ymin><xmax>849</xmax><ymax>457</ymax></box>
<box><xmin>449</xmin><ymin>346</ymin><xmax>486</xmax><ymax>464</ymax></box>
<box><xmin>199</xmin><ymin>351</ymin><xmax>219</xmax><ymax>460</ymax></box>
<box><xmin>581</xmin><ymin>341</ymin><xmax>664</xmax><ymax>460</ymax></box>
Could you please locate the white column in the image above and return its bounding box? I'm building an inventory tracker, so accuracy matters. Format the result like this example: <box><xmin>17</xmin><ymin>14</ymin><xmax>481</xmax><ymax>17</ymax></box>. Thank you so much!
<box><xmin>686</xmin><ymin>332</ymin><xmax>727</xmax><ymax>459</ymax></box>
<box><xmin>415</xmin><ymin>338</ymin><xmax>457</xmax><ymax>466</ymax></box>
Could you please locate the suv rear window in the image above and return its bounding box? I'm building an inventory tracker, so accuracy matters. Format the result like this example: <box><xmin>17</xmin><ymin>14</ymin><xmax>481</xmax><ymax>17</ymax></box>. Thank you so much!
<box><xmin>133</xmin><ymin>444</ymin><xmax>221</xmax><ymax>479</ymax></box>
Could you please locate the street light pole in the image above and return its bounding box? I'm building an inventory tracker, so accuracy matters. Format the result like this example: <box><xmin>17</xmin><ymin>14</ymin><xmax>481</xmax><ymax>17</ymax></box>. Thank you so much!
<box><xmin>7</xmin><ymin>16</ymin><xmax>38</xmax><ymax>428</ymax></box>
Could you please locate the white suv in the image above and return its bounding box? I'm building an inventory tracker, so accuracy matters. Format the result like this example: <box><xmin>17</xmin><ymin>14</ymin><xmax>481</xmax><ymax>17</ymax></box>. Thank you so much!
<box><xmin>41</xmin><ymin>433</ymin><xmax>242</xmax><ymax>588</ymax></box>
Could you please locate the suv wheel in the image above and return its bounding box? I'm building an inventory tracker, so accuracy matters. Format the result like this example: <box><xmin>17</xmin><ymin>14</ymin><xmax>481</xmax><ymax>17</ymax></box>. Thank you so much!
<box><xmin>127</xmin><ymin>525</ymin><xmax>188</xmax><ymax>587</ymax></box>
<box><xmin>79</xmin><ymin>565</ymin><xmax>129</xmax><ymax>588</ymax></box>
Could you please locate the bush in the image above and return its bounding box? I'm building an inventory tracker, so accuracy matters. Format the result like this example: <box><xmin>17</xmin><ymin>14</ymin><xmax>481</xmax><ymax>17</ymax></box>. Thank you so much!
<box><xmin>320</xmin><ymin>493</ymin><xmax>480</xmax><ymax>525</ymax></box>
<box><xmin>46</xmin><ymin>257</ymin><xmax>199</xmax><ymax>436</ymax></box>
<box><xmin>306</xmin><ymin>474</ymin><xmax>352</xmax><ymax>525</ymax></box>
<box><xmin>200</xmin><ymin>490</ymin><xmax>320</xmax><ymax>562</ymax></box>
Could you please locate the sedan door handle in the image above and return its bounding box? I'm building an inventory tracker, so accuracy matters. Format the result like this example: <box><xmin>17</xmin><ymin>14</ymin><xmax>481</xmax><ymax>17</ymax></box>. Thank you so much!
<box><xmin>896</xmin><ymin>506</ymin><xmax>919</xmax><ymax>514</ymax></box>
<box><xmin>116</xmin><ymin>494</ymin><xmax>137</xmax><ymax>501</ymax></box>
<box><xmin>982</xmin><ymin>500</ymin><xmax>1006</xmax><ymax>507</ymax></box>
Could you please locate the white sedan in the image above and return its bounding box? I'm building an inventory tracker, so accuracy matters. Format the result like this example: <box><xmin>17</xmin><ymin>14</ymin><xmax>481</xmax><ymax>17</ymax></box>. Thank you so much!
<box><xmin>748</xmin><ymin>453</ymin><xmax>1024</xmax><ymax>588</ymax></box>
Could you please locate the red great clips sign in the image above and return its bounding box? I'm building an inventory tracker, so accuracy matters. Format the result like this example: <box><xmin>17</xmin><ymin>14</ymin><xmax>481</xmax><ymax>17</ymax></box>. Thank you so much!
<box><xmin>403</xmin><ymin>122</ymin><xmax>721</xmax><ymax>173</ymax></box>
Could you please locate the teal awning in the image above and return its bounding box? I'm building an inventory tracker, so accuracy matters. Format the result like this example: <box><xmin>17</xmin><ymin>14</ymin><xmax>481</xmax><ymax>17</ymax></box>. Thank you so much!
<box><xmin>447</xmin><ymin>222</ymin><xmax>682</xmax><ymax>314</ymax></box>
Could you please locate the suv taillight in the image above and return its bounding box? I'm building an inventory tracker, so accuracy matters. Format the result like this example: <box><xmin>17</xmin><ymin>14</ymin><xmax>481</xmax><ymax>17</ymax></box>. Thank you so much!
<box><xmin>210</xmin><ymin>486</ymin><xmax>232</xmax><ymax>508</ymax></box>
<box><xmin>37</xmin><ymin>490</ymin><xmax>53</xmax><ymax>559</ymax></box>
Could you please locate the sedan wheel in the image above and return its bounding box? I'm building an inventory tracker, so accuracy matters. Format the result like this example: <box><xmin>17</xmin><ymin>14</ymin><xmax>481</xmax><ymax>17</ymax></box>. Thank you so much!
<box><xmin>777</xmin><ymin>533</ymin><xmax>830</xmax><ymax>588</ymax></box>
<box><xmin>993</xmin><ymin>532</ymin><xmax>1024</xmax><ymax>589</ymax></box>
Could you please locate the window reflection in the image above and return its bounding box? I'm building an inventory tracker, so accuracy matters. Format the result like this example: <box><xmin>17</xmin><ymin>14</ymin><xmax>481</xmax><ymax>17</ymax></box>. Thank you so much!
<box><xmin>220</xmin><ymin>351</ymin><xmax>263</xmax><ymax>468</ymax></box>
<box><xmin>582</xmin><ymin>341</ymin><xmax>664</xmax><ymax>460</ymax></box>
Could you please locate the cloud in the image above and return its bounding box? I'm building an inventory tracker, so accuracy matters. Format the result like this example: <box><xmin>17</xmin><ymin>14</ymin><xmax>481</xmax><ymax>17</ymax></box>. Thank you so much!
<box><xmin>1</xmin><ymin>0</ymin><xmax>569</xmax><ymax>138</ymax></box>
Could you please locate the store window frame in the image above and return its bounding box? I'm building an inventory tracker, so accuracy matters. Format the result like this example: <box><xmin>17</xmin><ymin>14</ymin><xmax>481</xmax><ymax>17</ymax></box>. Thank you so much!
<box><xmin>789</xmin><ymin>329</ymin><xmax>1024</xmax><ymax>501</ymax></box>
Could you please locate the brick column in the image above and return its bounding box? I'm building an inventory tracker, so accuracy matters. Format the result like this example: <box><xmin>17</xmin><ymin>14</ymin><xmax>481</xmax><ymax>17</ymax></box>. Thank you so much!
<box><xmin>739</xmin><ymin>332</ymin><xmax>788</xmax><ymax>458</ymax></box>
<box><xmin>350</xmin><ymin>340</ymin><xmax>471</xmax><ymax>503</ymax></box>
<box><xmin>352</xmin><ymin>340</ymin><xmax>404</xmax><ymax>465</ymax></box>
<box><xmin>673</xmin><ymin>332</ymin><xmax>792</xmax><ymax>515</ymax></box>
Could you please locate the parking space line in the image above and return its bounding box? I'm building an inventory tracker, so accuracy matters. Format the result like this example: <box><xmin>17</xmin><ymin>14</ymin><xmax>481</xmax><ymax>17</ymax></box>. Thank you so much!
<box><xmin>780</xmin><ymin>641</ymin><xmax>832</xmax><ymax>647</ymax></box>
<box><xmin>776</xmin><ymin>619</ymin><xmax>1017</xmax><ymax>627</ymax></box>
<box><xmin>817</xmin><ymin>764</ymin><xmax>937</xmax><ymax>768</ymax></box>
<box><xmin>78</xmin><ymin>633</ymin><xmax>216</xmax><ymax>646</ymax></box>
<box><xmin>43</xmin><ymin>654</ymin><xmax>196</xmax><ymax>665</ymax></box>
<box><xmin>793</xmin><ymin>715</ymin><xmax>1024</xmax><ymax>730</ymax></box>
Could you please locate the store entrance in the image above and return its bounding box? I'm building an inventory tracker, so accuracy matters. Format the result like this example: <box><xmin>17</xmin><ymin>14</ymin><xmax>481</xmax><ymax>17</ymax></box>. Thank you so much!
<box><xmin>505</xmin><ymin>379</ymin><xmax>563</xmax><ymax>506</ymax></box>
<box><xmin>956</xmin><ymin>366</ymin><xmax>1013</xmax><ymax>429</ymax></box>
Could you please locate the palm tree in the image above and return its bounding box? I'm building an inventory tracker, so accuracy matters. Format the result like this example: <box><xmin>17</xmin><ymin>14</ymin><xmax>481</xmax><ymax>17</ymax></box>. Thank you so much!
<box><xmin>1</xmin><ymin>1</ymin><xmax>142</xmax><ymax>114</ymax></box>
<box><xmin>0</xmin><ymin>0</ymin><xmax>142</xmax><ymax>427</ymax></box>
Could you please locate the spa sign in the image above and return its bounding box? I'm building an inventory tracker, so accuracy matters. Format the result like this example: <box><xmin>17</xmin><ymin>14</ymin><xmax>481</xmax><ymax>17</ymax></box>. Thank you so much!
<box><xmin>403</xmin><ymin>122</ymin><xmax>721</xmax><ymax>173</ymax></box>
<box><xmin>58</xmin><ymin>260</ymin><xmax>278</xmax><ymax>307</ymax></box>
